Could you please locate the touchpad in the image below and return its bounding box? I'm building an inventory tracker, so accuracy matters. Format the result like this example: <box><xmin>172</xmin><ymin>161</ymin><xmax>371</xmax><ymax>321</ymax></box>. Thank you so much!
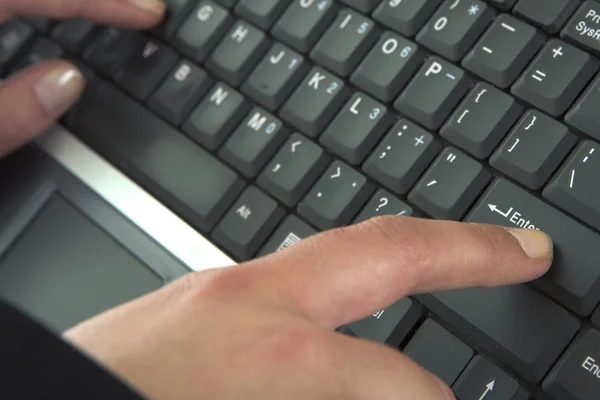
<box><xmin>0</xmin><ymin>195</ymin><xmax>163</xmax><ymax>332</ymax></box>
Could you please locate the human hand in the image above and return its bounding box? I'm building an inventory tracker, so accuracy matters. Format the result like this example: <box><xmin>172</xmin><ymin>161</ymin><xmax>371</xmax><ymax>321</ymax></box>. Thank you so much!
<box><xmin>65</xmin><ymin>217</ymin><xmax>553</xmax><ymax>400</ymax></box>
<box><xmin>0</xmin><ymin>0</ymin><xmax>165</xmax><ymax>157</ymax></box>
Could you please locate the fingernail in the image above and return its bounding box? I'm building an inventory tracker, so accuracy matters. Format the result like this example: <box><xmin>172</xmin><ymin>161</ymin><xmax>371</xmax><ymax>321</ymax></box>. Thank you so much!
<box><xmin>435</xmin><ymin>377</ymin><xmax>455</xmax><ymax>400</ymax></box>
<box><xmin>505</xmin><ymin>228</ymin><xmax>553</xmax><ymax>260</ymax></box>
<box><xmin>128</xmin><ymin>0</ymin><xmax>166</xmax><ymax>15</ymax></box>
<box><xmin>35</xmin><ymin>66</ymin><xmax>85</xmax><ymax>115</ymax></box>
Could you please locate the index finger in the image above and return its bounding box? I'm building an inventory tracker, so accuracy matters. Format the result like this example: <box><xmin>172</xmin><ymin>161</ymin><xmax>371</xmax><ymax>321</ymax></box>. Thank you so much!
<box><xmin>253</xmin><ymin>217</ymin><xmax>552</xmax><ymax>328</ymax></box>
<box><xmin>0</xmin><ymin>0</ymin><xmax>165</xmax><ymax>28</ymax></box>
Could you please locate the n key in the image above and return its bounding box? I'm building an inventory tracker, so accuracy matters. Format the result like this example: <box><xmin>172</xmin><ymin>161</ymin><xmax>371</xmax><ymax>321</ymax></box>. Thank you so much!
<box><xmin>512</xmin><ymin>39</ymin><xmax>599</xmax><ymax>116</ymax></box>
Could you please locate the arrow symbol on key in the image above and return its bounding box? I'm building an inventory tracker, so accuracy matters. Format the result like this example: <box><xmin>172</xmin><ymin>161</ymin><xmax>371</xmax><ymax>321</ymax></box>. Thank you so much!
<box><xmin>291</xmin><ymin>141</ymin><xmax>302</xmax><ymax>153</ymax></box>
<box><xmin>479</xmin><ymin>380</ymin><xmax>495</xmax><ymax>400</ymax></box>
<box><xmin>330</xmin><ymin>167</ymin><xmax>341</xmax><ymax>179</ymax></box>
<box><xmin>488</xmin><ymin>204</ymin><xmax>513</xmax><ymax>218</ymax></box>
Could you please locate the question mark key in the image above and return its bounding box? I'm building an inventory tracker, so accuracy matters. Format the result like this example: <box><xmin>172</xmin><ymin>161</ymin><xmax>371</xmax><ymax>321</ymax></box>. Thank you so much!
<box><xmin>353</xmin><ymin>190</ymin><xmax>416</xmax><ymax>224</ymax></box>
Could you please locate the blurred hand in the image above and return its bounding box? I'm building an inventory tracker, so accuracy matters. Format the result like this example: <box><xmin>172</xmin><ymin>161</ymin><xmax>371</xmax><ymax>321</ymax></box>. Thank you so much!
<box><xmin>65</xmin><ymin>217</ymin><xmax>553</xmax><ymax>400</ymax></box>
<box><xmin>0</xmin><ymin>0</ymin><xmax>165</xmax><ymax>157</ymax></box>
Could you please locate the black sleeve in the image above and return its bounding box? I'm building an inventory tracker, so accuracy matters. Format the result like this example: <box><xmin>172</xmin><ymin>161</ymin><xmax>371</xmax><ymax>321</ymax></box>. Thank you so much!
<box><xmin>0</xmin><ymin>299</ymin><xmax>145</xmax><ymax>399</ymax></box>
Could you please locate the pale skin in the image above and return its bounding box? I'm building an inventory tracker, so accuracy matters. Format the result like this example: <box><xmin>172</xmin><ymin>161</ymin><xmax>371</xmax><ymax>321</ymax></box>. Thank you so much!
<box><xmin>1</xmin><ymin>1</ymin><xmax>555</xmax><ymax>399</ymax></box>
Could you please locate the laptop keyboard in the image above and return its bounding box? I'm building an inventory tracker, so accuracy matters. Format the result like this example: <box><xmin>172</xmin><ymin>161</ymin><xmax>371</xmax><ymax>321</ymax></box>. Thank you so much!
<box><xmin>3</xmin><ymin>0</ymin><xmax>600</xmax><ymax>397</ymax></box>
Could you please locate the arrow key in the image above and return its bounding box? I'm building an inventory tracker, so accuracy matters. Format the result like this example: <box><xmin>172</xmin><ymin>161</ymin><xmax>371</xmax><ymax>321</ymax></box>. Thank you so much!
<box><xmin>453</xmin><ymin>355</ymin><xmax>528</xmax><ymax>400</ymax></box>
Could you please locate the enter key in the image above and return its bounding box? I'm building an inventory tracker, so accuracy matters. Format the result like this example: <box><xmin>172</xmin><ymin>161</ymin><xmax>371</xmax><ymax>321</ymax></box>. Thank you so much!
<box><xmin>465</xmin><ymin>179</ymin><xmax>600</xmax><ymax>317</ymax></box>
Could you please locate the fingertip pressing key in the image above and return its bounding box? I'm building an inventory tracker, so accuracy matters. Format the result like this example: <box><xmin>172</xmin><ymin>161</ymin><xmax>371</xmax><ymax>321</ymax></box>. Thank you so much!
<box><xmin>505</xmin><ymin>227</ymin><xmax>554</xmax><ymax>261</ymax></box>
<box><xmin>128</xmin><ymin>0</ymin><xmax>167</xmax><ymax>16</ymax></box>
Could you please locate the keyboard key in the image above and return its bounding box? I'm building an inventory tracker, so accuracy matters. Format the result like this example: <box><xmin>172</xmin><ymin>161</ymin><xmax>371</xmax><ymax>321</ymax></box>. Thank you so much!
<box><xmin>258</xmin><ymin>215</ymin><xmax>317</xmax><ymax>256</ymax></box>
<box><xmin>213</xmin><ymin>187</ymin><xmax>284</xmax><ymax>261</ymax></box>
<box><xmin>298</xmin><ymin>161</ymin><xmax>374</xmax><ymax>230</ymax></box>
<box><xmin>257</xmin><ymin>134</ymin><xmax>329</xmax><ymax>206</ymax></box>
<box><xmin>338</xmin><ymin>0</ymin><xmax>379</xmax><ymax>13</ymax></box>
<box><xmin>593</xmin><ymin>307</ymin><xmax>600</xmax><ymax>328</ymax></box>
<box><xmin>566</xmin><ymin>73</ymin><xmax>600</xmax><ymax>141</ymax></box>
<box><xmin>71</xmin><ymin>83</ymin><xmax>244</xmax><ymax>232</ymax></box>
<box><xmin>83</xmin><ymin>27</ymin><xmax>142</xmax><ymax>78</ymax></box>
<box><xmin>173</xmin><ymin>1</ymin><xmax>233</xmax><ymax>63</ymax></box>
<box><xmin>148</xmin><ymin>62</ymin><xmax>214</xmax><ymax>126</ymax></box>
<box><xmin>183</xmin><ymin>83</ymin><xmax>250</xmax><ymax>151</ymax></box>
<box><xmin>206</xmin><ymin>20</ymin><xmax>270</xmax><ymax>86</ymax></box>
<box><xmin>409</xmin><ymin>148</ymin><xmax>491</xmax><ymax>220</ymax></box>
<box><xmin>115</xmin><ymin>39</ymin><xmax>178</xmax><ymax>101</ymax></box>
<box><xmin>561</xmin><ymin>1</ymin><xmax>600</xmax><ymax>56</ymax></box>
<box><xmin>404</xmin><ymin>319</ymin><xmax>474</xmax><ymax>386</ymax></box>
<box><xmin>422</xmin><ymin>285</ymin><xmax>580</xmax><ymax>383</ymax></box>
<box><xmin>453</xmin><ymin>356</ymin><xmax>528</xmax><ymax>400</ymax></box>
<box><xmin>220</xmin><ymin>108</ymin><xmax>288</xmax><ymax>177</ymax></box>
<box><xmin>272</xmin><ymin>0</ymin><xmax>337</xmax><ymax>53</ymax></box>
<box><xmin>153</xmin><ymin>0</ymin><xmax>199</xmax><ymax>40</ymax></box>
<box><xmin>543</xmin><ymin>329</ymin><xmax>600</xmax><ymax>400</ymax></box>
<box><xmin>320</xmin><ymin>93</ymin><xmax>393</xmax><ymax>165</ymax></box>
<box><xmin>490</xmin><ymin>110</ymin><xmax>576</xmax><ymax>190</ymax></box>
<box><xmin>462</xmin><ymin>14</ymin><xmax>545</xmax><ymax>88</ymax></box>
<box><xmin>342</xmin><ymin>299</ymin><xmax>422</xmax><ymax>347</ymax></box>
<box><xmin>215</xmin><ymin>0</ymin><xmax>236</xmax><ymax>8</ymax></box>
<box><xmin>9</xmin><ymin>37</ymin><xmax>63</xmax><ymax>74</ymax></box>
<box><xmin>515</xmin><ymin>0</ymin><xmax>580</xmax><ymax>33</ymax></box>
<box><xmin>350</xmin><ymin>32</ymin><xmax>424</xmax><ymax>102</ymax></box>
<box><xmin>353</xmin><ymin>190</ymin><xmax>416</xmax><ymax>223</ymax></box>
<box><xmin>363</xmin><ymin>120</ymin><xmax>441</xmax><ymax>195</ymax></box>
<box><xmin>545</xmin><ymin>141</ymin><xmax>600</xmax><ymax>231</ymax></box>
<box><xmin>395</xmin><ymin>57</ymin><xmax>472</xmax><ymax>130</ymax></box>
<box><xmin>0</xmin><ymin>21</ymin><xmax>34</xmax><ymax>75</ymax></box>
<box><xmin>372</xmin><ymin>0</ymin><xmax>442</xmax><ymax>37</ymax></box>
<box><xmin>279</xmin><ymin>67</ymin><xmax>350</xmax><ymax>138</ymax></box>
<box><xmin>242</xmin><ymin>43</ymin><xmax>309</xmax><ymax>111</ymax></box>
<box><xmin>416</xmin><ymin>0</ymin><xmax>494</xmax><ymax>61</ymax></box>
<box><xmin>309</xmin><ymin>9</ymin><xmax>378</xmax><ymax>77</ymax></box>
<box><xmin>26</xmin><ymin>18</ymin><xmax>55</xmax><ymax>34</ymax></box>
<box><xmin>50</xmin><ymin>18</ymin><xmax>96</xmax><ymax>53</ymax></box>
<box><xmin>441</xmin><ymin>82</ymin><xmax>523</xmax><ymax>159</ymax></box>
<box><xmin>467</xmin><ymin>178</ymin><xmax>600</xmax><ymax>316</ymax></box>
<box><xmin>487</xmin><ymin>0</ymin><xmax>518</xmax><ymax>10</ymax></box>
<box><xmin>235</xmin><ymin>0</ymin><xmax>290</xmax><ymax>29</ymax></box>
<box><xmin>512</xmin><ymin>39</ymin><xmax>598</xmax><ymax>116</ymax></box>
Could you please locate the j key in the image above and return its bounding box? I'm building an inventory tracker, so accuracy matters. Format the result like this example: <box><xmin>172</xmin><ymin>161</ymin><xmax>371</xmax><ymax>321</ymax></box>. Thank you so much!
<box><xmin>298</xmin><ymin>161</ymin><xmax>374</xmax><ymax>230</ymax></box>
<box><xmin>353</xmin><ymin>190</ymin><xmax>416</xmax><ymax>223</ymax></box>
<box><xmin>71</xmin><ymin>83</ymin><xmax>244</xmax><ymax>232</ymax></box>
<box><xmin>462</xmin><ymin>15</ymin><xmax>545</xmax><ymax>88</ymax></box>
<box><xmin>342</xmin><ymin>299</ymin><xmax>422</xmax><ymax>347</ymax></box>
<box><xmin>373</xmin><ymin>0</ymin><xmax>442</xmax><ymax>37</ymax></box>
<box><xmin>242</xmin><ymin>43</ymin><xmax>309</xmax><ymax>111</ymax></box>
<box><xmin>206</xmin><ymin>20</ymin><xmax>270</xmax><ymax>87</ymax></box>
<box><xmin>350</xmin><ymin>32</ymin><xmax>425</xmax><ymax>102</ymax></box>
<box><xmin>50</xmin><ymin>19</ymin><xmax>96</xmax><ymax>53</ymax></box>
<box><xmin>395</xmin><ymin>57</ymin><xmax>472</xmax><ymax>130</ymax></box>
<box><xmin>213</xmin><ymin>187</ymin><xmax>284</xmax><ymax>261</ymax></box>
<box><xmin>561</xmin><ymin>1</ymin><xmax>600</xmax><ymax>56</ymax></box>
<box><xmin>422</xmin><ymin>286</ymin><xmax>580</xmax><ymax>382</ymax></box>
<box><xmin>148</xmin><ymin>62</ymin><xmax>213</xmax><ymax>126</ymax></box>
<box><xmin>416</xmin><ymin>0</ymin><xmax>494</xmax><ymax>61</ymax></box>
<box><xmin>363</xmin><ymin>120</ymin><xmax>441</xmax><ymax>195</ymax></box>
<box><xmin>26</xmin><ymin>18</ymin><xmax>55</xmax><ymax>34</ymax></box>
<box><xmin>487</xmin><ymin>0</ymin><xmax>518</xmax><ymax>10</ymax></box>
<box><xmin>272</xmin><ymin>0</ymin><xmax>337</xmax><ymax>53</ymax></box>
<box><xmin>153</xmin><ymin>0</ymin><xmax>199</xmax><ymax>40</ymax></box>
<box><xmin>83</xmin><ymin>27</ymin><xmax>142</xmax><ymax>78</ymax></box>
<box><xmin>566</xmin><ymin>74</ymin><xmax>600</xmax><ymax>140</ymax></box>
<box><xmin>404</xmin><ymin>319</ymin><xmax>474</xmax><ymax>386</ymax></box>
<box><xmin>235</xmin><ymin>0</ymin><xmax>290</xmax><ymax>29</ymax></box>
<box><xmin>441</xmin><ymin>82</ymin><xmax>523</xmax><ymax>159</ymax></box>
<box><xmin>115</xmin><ymin>39</ymin><xmax>178</xmax><ymax>101</ymax></box>
<box><xmin>409</xmin><ymin>148</ymin><xmax>491</xmax><ymax>220</ymax></box>
<box><xmin>453</xmin><ymin>356</ymin><xmax>528</xmax><ymax>400</ymax></box>
<box><xmin>490</xmin><ymin>110</ymin><xmax>577</xmax><ymax>190</ymax></box>
<box><xmin>279</xmin><ymin>67</ymin><xmax>350</xmax><ymax>138</ymax></box>
<box><xmin>0</xmin><ymin>21</ymin><xmax>34</xmax><ymax>75</ymax></box>
<box><xmin>257</xmin><ymin>134</ymin><xmax>329</xmax><ymax>206</ymax></box>
<box><xmin>544</xmin><ymin>329</ymin><xmax>600</xmax><ymax>400</ymax></box>
<box><xmin>320</xmin><ymin>93</ymin><xmax>393</xmax><ymax>165</ymax></box>
<box><xmin>258</xmin><ymin>215</ymin><xmax>317</xmax><ymax>256</ymax></box>
<box><xmin>512</xmin><ymin>39</ymin><xmax>598</xmax><ymax>116</ymax></box>
<box><xmin>173</xmin><ymin>1</ymin><xmax>233</xmax><ymax>63</ymax></box>
<box><xmin>467</xmin><ymin>178</ymin><xmax>600</xmax><ymax>317</ymax></box>
<box><xmin>545</xmin><ymin>141</ymin><xmax>600</xmax><ymax>231</ymax></box>
<box><xmin>183</xmin><ymin>83</ymin><xmax>250</xmax><ymax>151</ymax></box>
<box><xmin>309</xmin><ymin>9</ymin><xmax>378</xmax><ymax>77</ymax></box>
<box><xmin>515</xmin><ymin>0</ymin><xmax>581</xmax><ymax>33</ymax></box>
<box><xmin>220</xmin><ymin>108</ymin><xmax>288</xmax><ymax>177</ymax></box>
<box><xmin>9</xmin><ymin>38</ymin><xmax>63</xmax><ymax>75</ymax></box>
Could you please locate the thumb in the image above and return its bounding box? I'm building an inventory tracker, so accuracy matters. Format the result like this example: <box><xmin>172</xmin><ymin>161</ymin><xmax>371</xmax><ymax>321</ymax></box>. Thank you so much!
<box><xmin>0</xmin><ymin>60</ymin><xmax>85</xmax><ymax>156</ymax></box>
